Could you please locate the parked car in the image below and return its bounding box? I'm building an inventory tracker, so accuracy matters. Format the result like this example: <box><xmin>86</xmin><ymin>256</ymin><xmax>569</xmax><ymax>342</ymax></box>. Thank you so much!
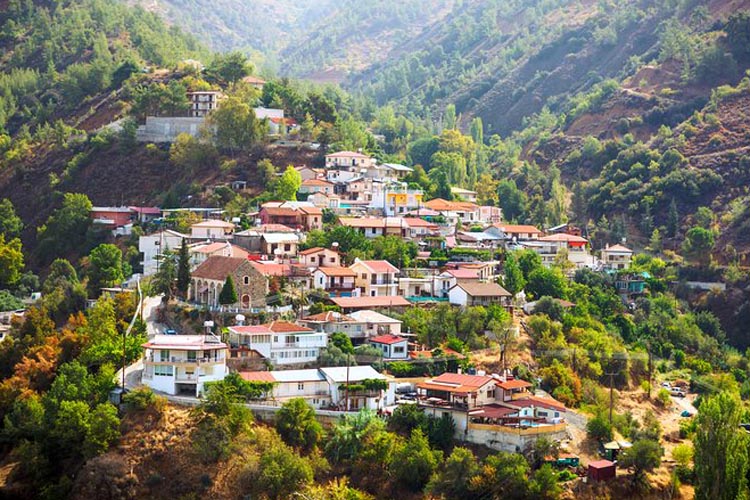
<box><xmin>670</xmin><ymin>388</ymin><xmax>686</xmax><ymax>397</ymax></box>
<box><xmin>680</xmin><ymin>410</ymin><xmax>693</xmax><ymax>417</ymax></box>
<box><xmin>661</xmin><ymin>382</ymin><xmax>671</xmax><ymax>388</ymax></box>
<box><xmin>164</xmin><ymin>328</ymin><xmax>177</xmax><ymax>335</ymax></box>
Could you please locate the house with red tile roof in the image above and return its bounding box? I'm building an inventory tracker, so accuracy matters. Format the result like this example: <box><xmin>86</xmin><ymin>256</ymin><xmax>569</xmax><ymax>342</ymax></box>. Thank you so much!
<box><xmin>433</xmin><ymin>268</ymin><xmax>480</xmax><ymax>298</ymax></box>
<box><xmin>259</xmin><ymin>202</ymin><xmax>323</xmax><ymax>231</ymax></box>
<box><xmin>190</xmin><ymin>241</ymin><xmax>249</xmax><ymax>267</ymax></box>
<box><xmin>600</xmin><ymin>243</ymin><xmax>634</xmax><ymax>270</ymax></box>
<box><xmin>312</xmin><ymin>266</ymin><xmax>358</xmax><ymax>297</ymax></box>
<box><xmin>349</xmin><ymin>259</ymin><xmax>400</xmax><ymax>296</ymax></box>
<box><xmin>416</xmin><ymin>371</ymin><xmax>567</xmax><ymax>452</ymax></box>
<box><xmin>298</xmin><ymin>247</ymin><xmax>341</xmax><ymax>268</ymax></box>
<box><xmin>530</xmin><ymin>233</ymin><xmax>594</xmax><ymax>269</ymax></box>
<box><xmin>368</xmin><ymin>334</ymin><xmax>408</xmax><ymax>359</ymax></box>
<box><xmin>488</xmin><ymin>223</ymin><xmax>543</xmax><ymax>241</ymax></box>
<box><xmin>299</xmin><ymin>178</ymin><xmax>335</xmax><ymax>196</ymax></box>
<box><xmin>423</xmin><ymin>198</ymin><xmax>480</xmax><ymax>224</ymax></box>
<box><xmin>227</xmin><ymin>321</ymin><xmax>327</xmax><ymax>366</ymax></box>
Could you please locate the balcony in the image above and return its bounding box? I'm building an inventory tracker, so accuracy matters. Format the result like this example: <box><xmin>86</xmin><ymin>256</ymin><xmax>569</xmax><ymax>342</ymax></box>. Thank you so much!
<box><xmin>146</xmin><ymin>355</ymin><xmax>225</xmax><ymax>364</ymax></box>
<box><xmin>175</xmin><ymin>373</ymin><xmax>198</xmax><ymax>382</ymax></box>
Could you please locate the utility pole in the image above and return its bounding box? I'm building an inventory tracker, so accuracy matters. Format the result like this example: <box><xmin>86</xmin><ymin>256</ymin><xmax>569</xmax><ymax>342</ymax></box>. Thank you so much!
<box><xmin>344</xmin><ymin>352</ymin><xmax>350</xmax><ymax>412</ymax></box>
<box><xmin>647</xmin><ymin>345</ymin><xmax>653</xmax><ymax>399</ymax></box>
<box><xmin>605</xmin><ymin>370</ymin><xmax>616</xmax><ymax>425</ymax></box>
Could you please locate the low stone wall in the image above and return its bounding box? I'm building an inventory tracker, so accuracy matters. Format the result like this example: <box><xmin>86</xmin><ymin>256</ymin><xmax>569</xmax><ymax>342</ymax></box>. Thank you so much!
<box><xmin>461</xmin><ymin>422</ymin><xmax>568</xmax><ymax>453</ymax></box>
<box><xmin>136</xmin><ymin>117</ymin><xmax>209</xmax><ymax>143</ymax></box>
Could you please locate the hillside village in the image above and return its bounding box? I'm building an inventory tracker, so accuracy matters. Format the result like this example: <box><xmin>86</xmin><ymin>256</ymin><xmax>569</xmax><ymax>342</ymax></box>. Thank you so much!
<box><xmin>93</xmin><ymin>144</ymin><xmax>646</xmax><ymax>459</ymax></box>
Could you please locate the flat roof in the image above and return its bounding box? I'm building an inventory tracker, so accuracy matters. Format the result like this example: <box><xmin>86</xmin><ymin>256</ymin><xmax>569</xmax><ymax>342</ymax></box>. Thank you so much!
<box><xmin>142</xmin><ymin>334</ymin><xmax>226</xmax><ymax>350</ymax></box>
<box><xmin>320</xmin><ymin>365</ymin><xmax>387</xmax><ymax>383</ymax></box>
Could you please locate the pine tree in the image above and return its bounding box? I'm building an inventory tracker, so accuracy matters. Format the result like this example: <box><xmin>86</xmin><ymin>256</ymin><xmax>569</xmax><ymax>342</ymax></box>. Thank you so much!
<box><xmin>666</xmin><ymin>198</ymin><xmax>679</xmax><ymax>238</ymax></box>
<box><xmin>219</xmin><ymin>276</ymin><xmax>238</xmax><ymax>306</ymax></box>
<box><xmin>176</xmin><ymin>240</ymin><xmax>190</xmax><ymax>298</ymax></box>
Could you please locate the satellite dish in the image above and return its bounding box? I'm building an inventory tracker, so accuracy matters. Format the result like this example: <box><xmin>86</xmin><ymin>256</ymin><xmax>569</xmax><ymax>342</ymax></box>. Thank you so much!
<box><xmin>203</xmin><ymin>320</ymin><xmax>215</xmax><ymax>328</ymax></box>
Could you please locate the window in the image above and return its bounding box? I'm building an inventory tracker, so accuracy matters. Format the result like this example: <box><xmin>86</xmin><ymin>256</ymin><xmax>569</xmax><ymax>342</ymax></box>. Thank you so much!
<box><xmin>298</xmin><ymin>383</ymin><xmax>304</xmax><ymax>390</ymax></box>
<box><xmin>154</xmin><ymin>365</ymin><xmax>173</xmax><ymax>376</ymax></box>
<box><xmin>394</xmin><ymin>346</ymin><xmax>405</xmax><ymax>353</ymax></box>
<box><xmin>243</xmin><ymin>276</ymin><xmax>250</xmax><ymax>285</ymax></box>
<box><xmin>160</xmin><ymin>350</ymin><xmax>170</xmax><ymax>362</ymax></box>
<box><xmin>187</xmin><ymin>351</ymin><xmax>197</xmax><ymax>362</ymax></box>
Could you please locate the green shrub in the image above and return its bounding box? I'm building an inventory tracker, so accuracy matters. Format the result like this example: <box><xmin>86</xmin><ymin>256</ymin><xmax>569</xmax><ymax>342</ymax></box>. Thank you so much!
<box><xmin>558</xmin><ymin>469</ymin><xmax>577</xmax><ymax>482</ymax></box>
<box><xmin>123</xmin><ymin>387</ymin><xmax>166</xmax><ymax>413</ymax></box>
<box><xmin>657</xmin><ymin>388</ymin><xmax>671</xmax><ymax>406</ymax></box>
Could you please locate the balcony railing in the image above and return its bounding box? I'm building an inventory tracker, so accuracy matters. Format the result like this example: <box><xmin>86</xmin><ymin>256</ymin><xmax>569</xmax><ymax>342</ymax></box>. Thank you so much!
<box><xmin>146</xmin><ymin>355</ymin><xmax>224</xmax><ymax>364</ymax></box>
<box><xmin>175</xmin><ymin>373</ymin><xmax>198</xmax><ymax>382</ymax></box>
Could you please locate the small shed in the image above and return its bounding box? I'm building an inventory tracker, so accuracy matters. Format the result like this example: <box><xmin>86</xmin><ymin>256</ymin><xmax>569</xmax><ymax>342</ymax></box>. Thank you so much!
<box><xmin>602</xmin><ymin>440</ymin><xmax>632</xmax><ymax>461</ymax></box>
<box><xmin>588</xmin><ymin>459</ymin><xmax>616</xmax><ymax>482</ymax></box>
<box><xmin>545</xmin><ymin>453</ymin><xmax>580</xmax><ymax>468</ymax></box>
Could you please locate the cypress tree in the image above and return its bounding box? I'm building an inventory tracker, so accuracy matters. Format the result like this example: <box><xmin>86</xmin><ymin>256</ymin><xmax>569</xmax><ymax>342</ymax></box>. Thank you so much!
<box><xmin>176</xmin><ymin>240</ymin><xmax>190</xmax><ymax>297</ymax></box>
<box><xmin>219</xmin><ymin>275</ymin><xmax>238</xmax><ymax>305</ymax></box>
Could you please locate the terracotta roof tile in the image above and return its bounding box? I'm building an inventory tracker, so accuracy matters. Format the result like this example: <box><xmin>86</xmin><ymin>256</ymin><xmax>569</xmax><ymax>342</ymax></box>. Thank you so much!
<box><xmin>191</xmin><ymin>256</ymin><xmax>247</xmax><ymax>281</ymax></box>
<box><xmin>261</xmin><ymin>321</ymin><xmax>313</xmax><ymax>333</ymax></box>
<box><xmin>354</xmin><ymin>260</ymin><xmax>399</xmax><ymax>274</ymax></box>
<box><xmin>369</xmin><ymin>334</ymin><xmax>407</xmax><ymax>345</ymax></box>
<box><xmin>239</xmin><ymin>371</ymin><xmax>276</xmax><ymax>383</ymax></box>
<box><xmin>454</xmin><ymin>281</ymin><xmax>511</xmax><ymax>297</ymax></box>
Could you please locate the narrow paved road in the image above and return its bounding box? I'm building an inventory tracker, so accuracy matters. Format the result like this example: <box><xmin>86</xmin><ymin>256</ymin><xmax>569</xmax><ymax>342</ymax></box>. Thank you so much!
<box><xmin>116</xmin><ymin>294</ymin><xmax>164</xmax><ymax>390</ymax></box>
<box><xmin>142</xmin><ymin>295</ymin><xmax>165</xmax><ymax>338</ymax></box>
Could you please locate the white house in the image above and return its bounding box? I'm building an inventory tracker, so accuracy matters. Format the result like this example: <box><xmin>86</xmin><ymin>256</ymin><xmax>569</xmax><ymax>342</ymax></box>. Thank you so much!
<box><xmin>320</xmin><ymin>365</ymin><xmax>395</xmax><ymax>411</ymax></box>
<box><xmin>139</xmin><ymin>229</ymin><xmax>188</xmax><ymax>276</ymax></box>
<box><xmin>240</xmin><ymin>369</ymin><xmax>331</xmax><ymax>408</ymax></box>
<box><xmin>190</xmin><ymin>241</ymin><xmax>249</xmax><ymax>268</ymax></box>
<box><xmin>141</xmin><ymin>334</ymin><xmax>228</xmax><ymax>397</ymax></box>
<box><xmin>433</xmin><ymin>268</ymin><xmax>480</xmax><ymax>298</ymax></box>
<box><xmin>240</xmin><ymin>365</ymin><xmax>396</xmax><ymax>410</ymax></box>
<box><xmin>298</xmin><ymin>247</ymin><xmax>341</xmax><ymax>268</ymax></box>
<box><xmin>448</xmin><ymin>281</ymin><xmax>512</xmax><ymax>308</ymax></box>
<box><xmin>325</xmin><ymin>151</ymin><xmax>375</xmax><ymax>169</ymax></box>
<box><xmin>368</xmin><ymin>334</ymin><xmax>409</xmax><ymax>359</ymax></box>
<box><xmin>532</xmin><ymin>233</ymin><xmax>595</xmax><ymax>269</ymax></box>
<box><xmin>350</xmin><ymin>259</ymin><xmax>400</xmax><ymax>297</ymax></box>
<box><xmin>348</xmin><ymin>309</ymin><xmax>402</xmax><ymax>337</ymax></box>
<box><xmin>600</xmin><ymin>244</ymin><xmax>634</xmax><ymax>270</ymax></box>
<box><xmin>190</xmin><ymin>220</ymin><xmax>235</xmax><ymax>240</ymax></box>
<box><xmin>298</xmin><ymin>311</ymin><xmax>368</xmax><ymax>344</ymax></box>
<box><xmin>312</xmin><ymin>266</ymin><xmax>359</xmax><ymax>297</ymax></box>
<box><xmin>187</xmin><ymin>90</ymin><xmax>223</xmax><ymax>118</ymax></box>
<box><xmin>227</xmin><ymin>321</ymin><xmax>327</xmax><ymax>366</ymax></box>
<box><xmin>450</xmin><ymin>187</ymin><xmax>478</xmax><ymax>203</ymax></box>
